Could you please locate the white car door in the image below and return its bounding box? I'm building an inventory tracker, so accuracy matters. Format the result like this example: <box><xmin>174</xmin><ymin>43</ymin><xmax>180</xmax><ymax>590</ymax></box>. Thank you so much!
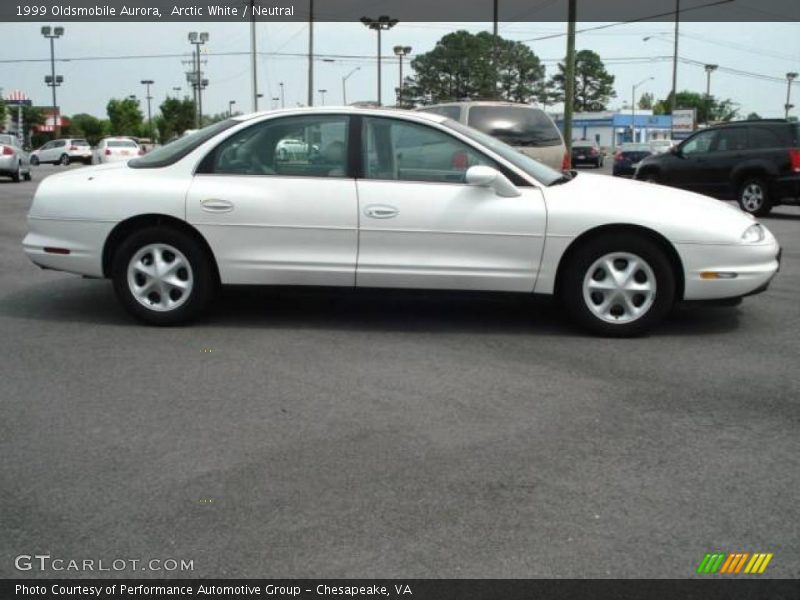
<box><xmin>355</xmin><ymin>116</ymin><xmax>547</xmax><ymax>292</ymax></box>
<box><xmin>38</xmin><ymin>141</ymin><xmax>55</xmax><ymax>163</ymax></box>
<box><xmin>186</xmin><ymin>114</ymin><xmax>358</xmax><ymax>286</ymax></box>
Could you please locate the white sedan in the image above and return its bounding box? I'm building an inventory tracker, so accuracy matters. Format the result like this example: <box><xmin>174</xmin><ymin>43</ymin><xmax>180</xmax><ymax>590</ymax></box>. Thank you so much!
<box><xmin>23</xmin><ymin>108</ymin><xmax>781</xmax><ymax>336</ymax></box>
<box><xmin>92</xmin><ymin>137</ymin><xmax>142</xmax><ymax>164</ymax></box>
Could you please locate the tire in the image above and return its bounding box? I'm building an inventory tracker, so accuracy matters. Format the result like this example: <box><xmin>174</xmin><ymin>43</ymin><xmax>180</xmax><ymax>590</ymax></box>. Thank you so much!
<box><xmin>59</xmin><ymin>154</ymin><xmax>70</xmax><ymax>166</ymax></box>
<box><xmin>30</xmin><ymin>155</ymin><xmax>39</xmax><ymax>166</ymax></box>
<box><xmin>737</xmin><ymin>177</ymin><xmax>772</xmax><ymax>217</ymax></box>
<box><xmin>23</xmin><ymin>170</ymin><xmax>32</xmax><ymax>181</ymax></box>
<box><xmin>111</xmin><ymin>227</ymin><xmax>217</xmax><ymax>325</ymax></box>
<box><xmin>560</xmin><ymin>234</ymin><xmax>676</xmax><ymax>337</ymax></box>
<box><xmin>12</xmin><ymin>163</ymin><xmax>21</xmax><ymax>183</ymax></box>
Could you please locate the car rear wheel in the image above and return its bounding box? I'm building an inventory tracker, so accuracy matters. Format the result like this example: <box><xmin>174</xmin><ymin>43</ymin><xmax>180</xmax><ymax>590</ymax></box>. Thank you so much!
<box><xmin>23</xmin><ymin>169</ymin><xmax>32</xmax><ymax>181</ymax></box>
<box><xmin>560</xmin><ymin>234</ymin><xmax>676</xmax><ymax>337</ymax></box>
<box><xmin>30</xmin><ymin>156</ymin><xmax>39</xmax><ymax>166</ymax></box>
<box><xmin>111</xmin><ymin>227</ymin><xmax>216</xmax><ymax>325</ymax></box>
<box><xmin>738</xmin><ymin>178</ymin><xmax>772</xmax><ymax>217</ymax></box>
<box><xmin>12</xmin><ymin>163</ymin><xmax>21</xmax><ymax>183</ymax></box>
<box><xmin>59</xmin><ymin>153</ymin><xmax>70</xmax><ymax>166</ymax></box>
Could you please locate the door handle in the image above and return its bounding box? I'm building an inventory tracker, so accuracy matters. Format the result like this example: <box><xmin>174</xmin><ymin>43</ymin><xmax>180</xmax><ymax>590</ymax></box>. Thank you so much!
<box><xmin>364</xmin><ymin>204</ymin><xmax>399</xmax><ymax>219</ymax></box>
<box><xmin>200</xmin><ymin>198</ymin><xmax>235</xmax><ymax>213</ymax></box>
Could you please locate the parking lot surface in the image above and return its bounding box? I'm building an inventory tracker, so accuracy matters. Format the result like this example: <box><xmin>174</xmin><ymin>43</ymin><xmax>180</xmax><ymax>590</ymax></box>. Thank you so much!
<box><xmin>1</xmin><ymin>164</ymin><xmax>798</xmax><ymax>578</ymax></box>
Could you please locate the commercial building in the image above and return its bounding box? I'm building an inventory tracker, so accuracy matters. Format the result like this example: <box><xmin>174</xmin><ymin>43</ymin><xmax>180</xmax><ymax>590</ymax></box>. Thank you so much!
<box><xmin>554</xmin><ymin>110</ymin><xmax>674</xmax><ymax>150</ymax></box>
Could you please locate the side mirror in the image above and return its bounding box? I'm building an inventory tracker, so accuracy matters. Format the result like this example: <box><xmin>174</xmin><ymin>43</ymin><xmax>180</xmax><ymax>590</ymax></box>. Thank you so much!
<box><xmin>465</xmin><ymin>165</ymin><xmax>521</xmax><ymax>198</ymax></box>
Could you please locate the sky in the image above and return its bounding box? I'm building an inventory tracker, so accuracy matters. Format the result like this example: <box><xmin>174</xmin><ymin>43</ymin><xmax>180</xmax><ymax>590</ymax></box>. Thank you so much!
<box><xmin>0</xmin><ymin>20</ymin><xmax>798</xmax><ymax>120</ymax></box>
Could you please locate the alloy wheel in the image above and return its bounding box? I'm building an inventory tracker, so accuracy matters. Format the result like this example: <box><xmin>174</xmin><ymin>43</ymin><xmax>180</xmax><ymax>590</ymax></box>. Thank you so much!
<box><xmin>741</xmin><ymin>183</ymin><xmax>764</xmax><ymax>212</ymax></box>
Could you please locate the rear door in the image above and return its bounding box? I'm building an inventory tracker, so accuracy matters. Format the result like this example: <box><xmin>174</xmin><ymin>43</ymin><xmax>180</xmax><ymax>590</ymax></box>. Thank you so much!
<box><xmin>355</xmin><ymin>116</ymin><xmax>546</xmax><ymax>292</ymax></box>
<box><xmin>704</xmin><ymin>126</ymin><xmax>748</xmax><ymax>197</ymax></box>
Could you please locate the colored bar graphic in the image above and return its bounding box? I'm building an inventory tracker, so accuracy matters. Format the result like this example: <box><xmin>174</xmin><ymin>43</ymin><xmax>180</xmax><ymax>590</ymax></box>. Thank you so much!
<box><xmin>699</xmin><ymin>552</ymin><xmax>773</xmax><ymax>575</ymax></box>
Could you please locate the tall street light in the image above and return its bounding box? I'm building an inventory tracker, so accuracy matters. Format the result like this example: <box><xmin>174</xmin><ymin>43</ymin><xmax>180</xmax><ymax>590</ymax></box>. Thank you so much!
<box><xmin>632</xmin><ymin>76</ymin><xmax>653</xmax><ymax>144</ymax></box>
<box><xmin>308</xmin><ymin>0</ymin><xmax>314</xmax><ymax>107</ymax></box>
<box><xmin>188</xmin><ymin>31</ymin><xmax>209</xmax><ymax>128</ymax></box>
<box><xmin>393</xmin><ymin>45</ymin><xmax>412</xmax><ymax>107</ymax></box>
<box><xmin>318</xmin><ymin>89</ymin><xmax>327</xmax><ymax>105</ymax></box>
<box><xmin>140</xmin><ymin>80</ymin><xmax>154</xmax><ymax>140</ymax></box>
<box><xmin>228</xmin><ymin>100</ymin><xmax>236</xmax><ymax>116</ymax></box>
<box><xmin>280</xmin><ymin>82</ymin><xmax>285</xmax><ymax>108</ymax></box>
<box><xmin>786</xmin><ymin>72</ymin><xmax>798</xmax><ymax>119</ymax></box>
<box><xmin>342</xmin><ymin>66</ymin><xmax>360</xmax><ymax>105</ymax></box>
<box><xmin>172</xmin><ymin>86</ymin><xmax>182</xmax><ymax>96</ymax></box>
<box><xmin>272</xmin><ymin>97</ymin><xmax>280</xmax><ymax>110</ymax></box>
<box><xmin>41</xmin><ymin>26</ymin><xmax>64</xmax><ymax>137</ymax></box>
<box><xmin>704</xmin><ymin>64</ymin><xmax>718</xmax><ymax>126</ymax></box>
<box><xmin>361</xmin><ymin>16</ymin><xmax>398</xmax><ymax>106</ymax></box>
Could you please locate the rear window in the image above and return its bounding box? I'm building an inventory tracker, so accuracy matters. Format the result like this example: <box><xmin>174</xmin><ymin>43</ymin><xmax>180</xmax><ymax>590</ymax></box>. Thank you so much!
<box><xmin>467</xmin><ymin>106</ymin><xmax>562</xmax><ymax>147</ymax></box>
<box><xmin>72</xmin><ymin>139</ymin><xmax>89</xmax><ymax>146</ymax></box>
<box><xmin>129</xmin><ymin>119</ymin><xmax>238</xmax><ymax>169</ymax></box>
<box><xmin>108</xmin><ymin>140</ymin><xmax>138</xmax><ymax>148</ymax></box>
<box><xmin>418</xmin><ymin>105</ymin><xmax>462</xmax><ymax>120</ymax></box>
<box><xmin>0</xmin><ymin>135</ymin><xmax>16</xmax><ymax>145</ymax></box>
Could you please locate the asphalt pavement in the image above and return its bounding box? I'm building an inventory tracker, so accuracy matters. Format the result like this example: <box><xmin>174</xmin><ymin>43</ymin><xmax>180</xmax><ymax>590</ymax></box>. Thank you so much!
<box><xmin>1</xmin><ymin>164</ymin><xmax>798</xmax><ymax>578</ymax></box>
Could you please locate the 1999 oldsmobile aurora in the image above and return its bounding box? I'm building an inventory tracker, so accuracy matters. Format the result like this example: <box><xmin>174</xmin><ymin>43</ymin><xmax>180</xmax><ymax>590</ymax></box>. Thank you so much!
<box><xmin>23</xmin><ymin>108</ymin><xmax>781</xmax><ymax>336</ymax></box>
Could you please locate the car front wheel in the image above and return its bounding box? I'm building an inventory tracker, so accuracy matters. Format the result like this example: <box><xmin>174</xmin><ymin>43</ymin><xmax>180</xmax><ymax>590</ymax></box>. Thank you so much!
<box><xmin>738</xmin><ymin>178</ymin><xmax>772</xmax><ymax>217</ymax></box>
<box><xmin>59</xmin><ymin>154</ymin><xmax>70</xmax><ymax>166</ymax></box>
<box><xmin>111</xmin><ymin>227</ymin><xmax>216</xmax><ymax>325</ymax></box>
<box><xmin>561</xmin><ymin>234</ymin><xmax>676</xmax><ymax>337</ymax></box>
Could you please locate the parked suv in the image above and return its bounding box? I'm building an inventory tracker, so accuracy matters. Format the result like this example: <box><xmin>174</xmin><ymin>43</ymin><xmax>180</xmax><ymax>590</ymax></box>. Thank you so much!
<box><xmin>416</xmin><ymin>102</ymin><xmax>568</xmax><ymax>170</ymax></box>
<box><xmin>30</xmin><ymin>138</ymin><xmax>92</xmax><ymax>166</ymax></box>
<box><xmin>634</xmin><ymin>119</ymin><xmax>800</xmax><ymax>216</ymax></box>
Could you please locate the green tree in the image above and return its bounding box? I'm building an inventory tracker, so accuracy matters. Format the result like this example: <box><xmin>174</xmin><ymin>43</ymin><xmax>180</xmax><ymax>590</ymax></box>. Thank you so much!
<box><xmin>0</xmin><ymin>100</ymin><xmax>7</xmax><ymax>131</ymax></box>
<box><xmin>106</xmin><ymin>97</ymin><xmax>144</xmax><ymax>136</ymax></box>
<box><xmin>550</xmin><ymin>49</ymin><xmax>616</xmax><ymax>112</ymax></box>
<box><xmin>65</xmin><ymin>113</ymin><xmax>107</xmax><ymax>145</ymax></box>
<box><xmin>156</xmin><ymin>97</ymin><xmax>195</xmax><ymax>142</ymax></box>
<box><xmin>638</xmin><ymin>92</ymin><xmax>654</xmax><ymax>110</ymax></box>
<box><xmin>746</xmin><ymin>112</ymin><xmax>762</xmax><ymax>120</ymax></box>
<box><xmin>654</xmin><ymin>90</ymin><xmax>739</xmax><ymax>123</ymax></box>
<box><xmin>405</xmin><ymin>30</ymin><xmax>544</xmax><ymax>105</ymax></box>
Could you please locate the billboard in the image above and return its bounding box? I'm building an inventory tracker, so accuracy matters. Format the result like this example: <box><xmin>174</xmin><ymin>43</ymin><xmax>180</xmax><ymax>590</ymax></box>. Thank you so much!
<box><xmin>671</xmin><ymin>109</ymin><xmax>696</xmax><ymax>140</ymax></box>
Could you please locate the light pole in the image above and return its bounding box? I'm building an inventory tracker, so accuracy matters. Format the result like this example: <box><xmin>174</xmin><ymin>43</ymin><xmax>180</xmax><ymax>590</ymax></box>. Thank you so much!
<box><xmin>308</xmin><ymin>0</ymin><xmax>314</xmax><ymax>107</ymax></box>
<box><xmin>271</xmin><ymin>97</ymin><xmax>280</xmax><ymax>110</ymax></box>
<box><xmin>643</xmin><ymin>28</ymin><xmax>679</xmax><ymax>114</ymax></box>
<box><xmin>140</xmin><ymin>79</ymin><xmax>154</xmax><ymax>140</ymax></box>
<box><xmin>632</xmin><ymin>77</ymin><xmax>653</xmax><ymax>143</ymax></box>
<box><xmin>279</xmin><ymin>82</ymin><xmax>285</xmax><ymax>108</ymax></box>
<box><xmin>393</xmin><ymin>45</ymin><xmax>412</xmax><ymax>107</ymax></box>
<box><xmin>704</xmin><ymin>64</ymin><xmax>718</xmax><ymax>126</ymax></box>
<box><xmin>172</xmin><ymin>86</ymin><xmax>182</xmax><ymax>96</ymax></box>
<box><xmin>786</xmin><ymin>72</ymin><xmax>798</xmax><ymax>119</ymax></box>
<box><xmin>188</xmin><ymin>31</ymin><xmax>209</xmax><ymax>128</ymax></box>
<box><xmin>228</xmin><ymin>100</ymin><xmax>236</xmax><ymax>117</ymax></box>
<box><xmin>318</xmin><ymin>89</ymin><xmax>327</xmax><ymax>105</ymax></box>
<box><xmin>41</xmin><ymin>26</ymin><xmax>64</xmax><ymax>137</ymax></box>
<box><xmin>361</xmin><ymin>16</ymin><xmax>398</xmax><ymax>106</ymax></box>
<box><xmin>248</xmin><ymin>0</ymin><xmax>258</xmax><ymax>111</ymax></box>
<box><xmin>342</xmin><ymin>66</ymin><xmax>360</xmax><ymax>105</ymax></box>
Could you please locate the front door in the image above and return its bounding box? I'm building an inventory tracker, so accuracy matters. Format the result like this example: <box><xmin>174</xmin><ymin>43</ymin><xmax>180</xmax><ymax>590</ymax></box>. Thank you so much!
<box><xmin>186</xmin><ymin>114</ymin><xmax>359</xmax><ymax>286</ymax></box>
<box><xmin>355</xmin><ymin>116</ymin><xmax>547</xmax><ymax>292</ymax></box>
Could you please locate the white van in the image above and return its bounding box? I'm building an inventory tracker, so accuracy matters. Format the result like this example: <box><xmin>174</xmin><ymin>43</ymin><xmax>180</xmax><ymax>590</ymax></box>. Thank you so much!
<box><xmin>416</xmin><ymin>101</ymin><xmax>568</xmax><ymax>170</ymax></box>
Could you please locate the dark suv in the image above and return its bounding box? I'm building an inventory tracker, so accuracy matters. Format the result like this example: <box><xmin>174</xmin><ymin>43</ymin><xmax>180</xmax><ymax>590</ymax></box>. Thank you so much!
<box><xmin>634</xmin><ymin>119</ymin><xmax>800</xmax><ymax>216</ymax></box>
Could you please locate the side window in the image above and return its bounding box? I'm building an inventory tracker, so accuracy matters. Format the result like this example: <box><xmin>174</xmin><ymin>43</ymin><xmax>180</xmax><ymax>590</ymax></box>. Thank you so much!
<box><xmin>55</xmin><ymin>140</ymin><xmax>66</xmax><ymax>148</ymax></box>
<box><xmin>41</xmin><ymin>142</ymin><xmax>53</xmax><ymax>150</ymax></box>
<box><xmin>201</xmin><ymin>115</ymin><xmax>349</xmax><ymax>178</ymax></box>
<box><xmin>681</xmin><ymin>130</ymin><xmax>716</xmax><ymax>156</ymax></box>
<box><xmin>713</xmin><ymin>128</ymin><xmax>748</xmax><ymax>152</ymax></box>
<box><xmin>419</xmin><ymin>106</ymin><xmax>461</xmax><ymax>120</ymax></box>
<box><xmin>749</xmin><ymin>127</ymin><xmax>783</xmax><ymax>150</ymax></box>
<box><xmin>362</xmin><ymin>117</ymin><xmax>496</xmax><ymax>184</ymax></box>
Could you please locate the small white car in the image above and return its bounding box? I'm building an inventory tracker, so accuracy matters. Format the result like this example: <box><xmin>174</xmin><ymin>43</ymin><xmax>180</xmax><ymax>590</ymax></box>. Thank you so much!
<box><xmin>0</xmin><ymin>134</ymin><xmax>32</xmax><ymax>182</ymax></box>
<box><xmin>92</xmin><ymin>137</ymin><xmax>142</xmax><ymax>164</ymax></box>
<box><xmin>30</xmin><ymin>138</ymin><xmax>92</xmax><ymax>166</ymax></box>
<box><xmin>23</xmin><ymin>107</ymin><xmax>781</xmax><ymax>336</ymax></box>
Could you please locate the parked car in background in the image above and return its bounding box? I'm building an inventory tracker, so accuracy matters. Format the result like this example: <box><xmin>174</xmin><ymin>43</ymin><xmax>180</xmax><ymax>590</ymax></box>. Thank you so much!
<box><xmin>0</xmin><ymin>134</ymin><xmax>32</xmax><ymax>182</ymax></box>
<box><xmin>571</xmin><ymin>140</ymin><xmax>604</xmax><ymax>168</ymax></box>
<box><xmin>92</xmin><ymin>137</ymin><xmax>143</xmax><ymax>164</ymax></box>
<box><xmin>30</xmin><ymin>138</ymin><xmax>92</xmax><ymax>166</ymax></box>
<box><xmin>417</xmin><ymin>101</ymin><xmax>568</xmax><ymax>170</ymax></box>
<box><xmin>649</xmin><ymin>139</ymin><xmax>676</xmax><ymax>154</ymax></box>
<box><xmin>613</xmin><ymin>143</ymin><xmax>654</xmax><ymax>177</ymax></box>
<box><xmin>23</xmin><ymin>107</ymin><xmax>780</xmax><ymax>337</ymax></box>
<box><xmin>635</xmin><ymin>120</ymin><xmax>800</xmax><ymax>216</ymax></box>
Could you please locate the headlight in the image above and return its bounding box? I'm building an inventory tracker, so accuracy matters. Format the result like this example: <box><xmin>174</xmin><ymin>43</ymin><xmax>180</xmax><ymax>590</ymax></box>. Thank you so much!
<box><xmin>741</xmin><ymin>223</ymin><xmax>765</xmax><ymax>243</ymax></box>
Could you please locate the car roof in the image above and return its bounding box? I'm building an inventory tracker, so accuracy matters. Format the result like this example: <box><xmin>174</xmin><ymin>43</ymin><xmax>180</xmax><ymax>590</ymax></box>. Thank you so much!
<box><xmin>421</xmin><ymin>101</ymin><xmax>545</xmax><ymax>109</ymax></box>
<box><xmin>232</xmin><ymin>106</ymin><xmax>449</xmax><ymax>124</ymax></box>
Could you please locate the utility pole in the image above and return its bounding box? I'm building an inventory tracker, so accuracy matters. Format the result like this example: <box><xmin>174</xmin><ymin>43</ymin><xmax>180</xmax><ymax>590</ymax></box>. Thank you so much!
<box><xmin>41</xmin><ymin>26</ymin><xmax>64</xmax><ymax>137</ymax></box>
<box><xmin>704</xmin><ymin>64</ymin><xmax>718</xmax><ymax>126</ymax></box>
<box><xmin>562</xmin><ymin>0</ymin><xmax>576</xmax><ymax>169</ymax></box>
<box><xmin>361</xmin><ymin>16</ymin><xmax>398</xmax><ymax>106</ymax></box>
<box><xmin>318</xmin><ymin>89</ymin><xmax>327</xmax><ymax>105</ymax></box>
<box><xmin>250</xmin><ymin>0</ymin><xmax>258</xmax><ymax>111</ymax></box>
<box><xmin>670</xmin><ymin>0</ymin><xmax>680</xmax><ymax>114</ymax></box>
<box><xmin>308</xmin><ymin>0</ymin><xmax>314</xmax><ymax>107</ymax></box>
<box><xmin>342</xmin><ymin>66</ymin><xmax>360</xmax><ymax>105</ymax></box>
<box><xmin>393</xmin><ymin>46</ymin><xmax>411</xmax><ymax>107</ymax></box>
<box><xmin>786</xmin><ymin>72</ymin><xmax>798</xmax><ymax>119</ymax></box>
<box><xmin>493</xmin><ymin>0</ymin><xmax>499</xmax><ymax>99</ymax></box>
<box><xmin>140</xmin><ymin>79</ymin><xmax>154</xmax><ymax>141</ymax></box>
<box><xmin>188</xmin><ymin>32</ymin><xmax>209</xmax><ymax>127</ymax></box>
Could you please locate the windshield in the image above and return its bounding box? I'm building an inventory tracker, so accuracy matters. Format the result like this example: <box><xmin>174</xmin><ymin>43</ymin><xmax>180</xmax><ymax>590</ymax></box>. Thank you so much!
<box><xmin>129</xmin><ymin>119</ymin><xmax>238</xmax><ymax>168</ymax></box>
<box><xmin>443</xmin><ymin>119</ymin><xmax>564</xmax><ymax>186</ymax></box>
<box><xmin>108</xmin><ymin>140</ymin><xmax>138</xmax><ymax>148</ymax></box>
<box><xmin>467</xmin><ymin>106</ymin><xmax>563</xmax><ymax>147</ymax></box>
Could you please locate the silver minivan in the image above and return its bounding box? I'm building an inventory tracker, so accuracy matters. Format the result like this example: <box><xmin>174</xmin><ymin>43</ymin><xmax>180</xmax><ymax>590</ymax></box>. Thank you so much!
<box><xmin>416</xmin><ymin>101</ymin><xmax>567</xmax><ymax>171</ymax></box>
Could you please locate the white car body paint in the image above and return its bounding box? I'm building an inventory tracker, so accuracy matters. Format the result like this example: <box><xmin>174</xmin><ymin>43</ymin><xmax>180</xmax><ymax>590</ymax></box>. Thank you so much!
<box><xmin>23</xmin><ymin>107</ymin><xmax>780</xmax><ymax>307</ymax></box>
